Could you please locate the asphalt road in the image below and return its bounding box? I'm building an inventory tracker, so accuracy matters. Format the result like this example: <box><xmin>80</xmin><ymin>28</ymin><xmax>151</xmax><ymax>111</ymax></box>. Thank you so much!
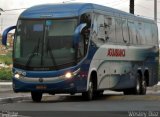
<box><xmin>0</xmin><ymin>91</ymin><xmax>160</xmax><ymax>117</ymax></box>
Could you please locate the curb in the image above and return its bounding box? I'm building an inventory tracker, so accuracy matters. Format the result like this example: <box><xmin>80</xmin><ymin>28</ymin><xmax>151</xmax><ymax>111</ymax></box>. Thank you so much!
<box><xmin>0</xmin><ymin>82</ymin><xmax>12</xmax><ymax>85</ymax></box>
<box><xmin>0</xmin><ymin>82</ymin><xmax>13</xmax><ymax>92</ymax></box>
<box><xmin>0</xmin><ymin>96</ymin><xmax>31</xmax><ymax>104</ymax></box>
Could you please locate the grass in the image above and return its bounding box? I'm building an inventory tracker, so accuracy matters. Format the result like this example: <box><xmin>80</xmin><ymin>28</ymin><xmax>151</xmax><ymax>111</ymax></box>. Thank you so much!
<box><xmin>0</xmin><ymin>52</ymin><xmax>12</xmax><ymax>81</ymax></box>
<box><xmin>0</xmin><ymin>68</ymin><xmax>12</xmax><ymax>81</ymax></box>
<box><xmin>0</xmin><ymin>52</ymin><xmax>12</xmax><ymax>65</ymax></box>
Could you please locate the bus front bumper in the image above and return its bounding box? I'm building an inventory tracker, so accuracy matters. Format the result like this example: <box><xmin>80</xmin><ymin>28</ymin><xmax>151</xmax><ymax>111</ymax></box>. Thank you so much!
<box><xmin>12</xmin><ymin>76</ymin><xmax>87</xmax><ymax>94</ymax></box>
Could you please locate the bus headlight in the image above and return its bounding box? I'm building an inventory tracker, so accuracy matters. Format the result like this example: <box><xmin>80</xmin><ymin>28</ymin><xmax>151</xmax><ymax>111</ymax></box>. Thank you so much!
<box><xmin>14</xmin><ymin>73</ymin><xmax>20</xmax><ymax>79</ymax></box>
<box><xmin>63</xmin><ymin>68</ymin><xmax>80</xmax><ymax>79</ymax></box>
<box><xmin>65</xmin><ymin>72</ymin><xmax>72</xmax><ymax>79</ymax></box>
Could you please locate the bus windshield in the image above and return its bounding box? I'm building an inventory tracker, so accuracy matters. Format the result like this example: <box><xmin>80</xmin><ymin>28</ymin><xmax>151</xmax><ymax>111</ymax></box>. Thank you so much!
<box><xmin>14</xmin><ymin>19</ymin><xmax>78</xmax><ymax>70</ymax></box>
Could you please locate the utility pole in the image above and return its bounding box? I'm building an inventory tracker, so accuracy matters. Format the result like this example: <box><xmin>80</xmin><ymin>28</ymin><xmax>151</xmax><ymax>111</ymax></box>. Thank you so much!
<box><xmin>130</xmin><ymin>0</ymin><xmax>134</xmax><ymax>14</ymax></box>
<box><xmin>154</xmin><ymin>0</ymin><xmax>157</xmax><ymax>22</ymax></box>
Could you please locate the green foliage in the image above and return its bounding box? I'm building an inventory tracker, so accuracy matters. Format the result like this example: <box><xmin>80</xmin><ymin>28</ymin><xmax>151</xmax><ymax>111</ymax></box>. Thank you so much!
<box><xmin>0</xmin><ymin>68</ymin><xmax>12</xmax><ymax>81</ymax></box>
<box><xmin>0</xmin><ymin>52</ymin><xmax>12</xmax><ymax>65</ymax></box>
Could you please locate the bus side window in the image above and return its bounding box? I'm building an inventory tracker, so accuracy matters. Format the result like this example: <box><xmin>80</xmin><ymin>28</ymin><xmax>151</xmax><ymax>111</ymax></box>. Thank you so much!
<box><xmin>81</xmin><ymin>27</ymin><xmax>90</xmax><ymax>55</ymax></box>
<box><xmin>137</xmin><ymin>22</ymin><xmax>146</xmax><ymax>45</ymax></box>
<box><xmin>151</xmin><ymin>24</ymin><xmax>158</xmax><ymax>45</ymax></box>
<box><xmin>104</xmin><ymin>16</ymin><xmax>116</xmax><ymax>43</ymax></box>
<box><xmin>96</xmin><ymin>15</ymin><xmax>105</xmax><ymax>43</ymax></box>
<box><xmin>128</xmin><ymin>21</ymin><xmax>137</xmax><ymax>44</ymax></box>
<box><xmin>80</xmin><ymin>13</ymin><xmax>91</xmax><ymax>27</ymax></box>
<box><xmin>80</xmin><ymin>13</ymin><xmax>91</xmax><ymax>55</ymax></box>
<box><xmin>14</xmin><ymin>35</ymin><xmax>21</xmax><ymax>58</ymax></box>
<box><xmin>135</xmin><ymin>22</ymin><xmax>141</xmax><ymax>45</ymax></box>
<box><xmin>92</xmin><ymin>14</ymin><xmax>98</xmax><ymax>44</ymax></box>
<box><xmin>78</xmin><ymin>35</ymin><xmax>85</xmax><ymax>59</ymax></box>
<box><xmin>115</xmin><ymin>18</ymin><xmax>124</xmax><ymax>44</ymax></box>
<box><xmin>122</xmin><ymin>18</ymin><xmax>129</xmax><ymax>44</ymax></box>
<box><xmin>144</xmin><ymin>23</ymin><xmax>153</xmax><ymax>45</ymax></box>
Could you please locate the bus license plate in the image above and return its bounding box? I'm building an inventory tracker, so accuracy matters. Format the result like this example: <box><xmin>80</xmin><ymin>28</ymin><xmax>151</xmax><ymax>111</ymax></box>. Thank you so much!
<box><xmin>36</xmin><ymin>85</ymin><xmax>47</xmax><ymax>90</ymax></box>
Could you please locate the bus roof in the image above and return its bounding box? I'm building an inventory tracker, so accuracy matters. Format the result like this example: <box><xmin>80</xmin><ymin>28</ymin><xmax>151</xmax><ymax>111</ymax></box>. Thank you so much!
<box><xmin>20</xmin><ymin>3</ymin><xmax>154</xmax><ymax>23</ymax></box>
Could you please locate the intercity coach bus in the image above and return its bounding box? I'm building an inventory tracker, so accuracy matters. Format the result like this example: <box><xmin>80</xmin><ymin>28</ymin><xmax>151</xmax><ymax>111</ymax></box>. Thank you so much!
<box><xmin>2</xmin><ymin>3</ymin><xmax>159</xmax><ymax>102</ymax></box>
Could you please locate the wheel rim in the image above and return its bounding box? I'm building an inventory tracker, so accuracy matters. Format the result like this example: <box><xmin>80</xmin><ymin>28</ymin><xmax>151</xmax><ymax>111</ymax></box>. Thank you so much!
<box><xmin>142</xmin><ymin>80</ymin><xmax>147</xmax><ymax>94</ymax></box>
<box><xmin>136</xmin><ymin>78</ymin><xmax>140</xmax><ymax>94</ymax></box>
<box><xmin>88</xmin><ymin>81</ymin><xmax>93</xmax><ymax>100</ymax></box>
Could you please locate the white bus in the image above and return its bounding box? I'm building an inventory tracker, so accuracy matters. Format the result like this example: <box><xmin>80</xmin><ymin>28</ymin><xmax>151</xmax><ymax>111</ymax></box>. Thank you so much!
<box><xmin>2</xmin><ymin>3</ymin><xmax>159</xmax><ymax>102</ymax></box>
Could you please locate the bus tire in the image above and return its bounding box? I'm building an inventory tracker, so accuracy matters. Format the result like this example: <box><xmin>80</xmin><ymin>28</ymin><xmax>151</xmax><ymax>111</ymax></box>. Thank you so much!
<box><xmin>123</xmin><ymin>74</ymin><xmax>141</xmax><ymax>95</ymax></box>
<box><xmin>133</xmin><ymin>74</ymin><xmax>141</xmax><ymax>95</ymax></box>
<box><xmin>82</xmin><ymin>80</ymin><xmax>94</xmax><ymax>100</ymax></box>
<box><xmin>31</xmin><ymin>92</ymin><xmax>42</xmax><ymax>102</ymax></box>
<box><xmin>95</xmin><ymin>90</ymin><xmax>104</xmax><ymax>97</ymax></box>
<box><xmin>140</xmin><ymin>79</ymin><xmax>147</xmax><ymax>95</ymax></box>
<box><xmin>123</xmin><ymin>89</ymin><xmax>133</xmax><ymax>95</ymax></box>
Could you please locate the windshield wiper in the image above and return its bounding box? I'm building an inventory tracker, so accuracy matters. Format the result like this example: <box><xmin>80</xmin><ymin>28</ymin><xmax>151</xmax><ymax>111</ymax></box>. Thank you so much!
<box><xmin>25</xmin><ymin>38</ymin><xmax>41</xmax><ymax>67</ymax></box>
<box><xmin>46</xmin><ymin>38</ymin><xmax>58</xmax><ymax>70</ymax></box>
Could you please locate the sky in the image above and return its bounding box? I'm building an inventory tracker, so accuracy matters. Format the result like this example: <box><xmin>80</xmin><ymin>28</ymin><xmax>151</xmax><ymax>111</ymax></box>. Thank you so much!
<box><xmin>0</xmin><ymin>0</ymin><xmax>160</xmax><ymax>38</ymax></box>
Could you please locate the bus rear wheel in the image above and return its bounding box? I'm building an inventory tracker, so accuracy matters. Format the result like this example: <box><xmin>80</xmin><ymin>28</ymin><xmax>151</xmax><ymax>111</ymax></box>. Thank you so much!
<box><xmin>123</xmin><ymin>74</ymin><xmax>140</xmax><ymax>95</ymax></box>
<box><xmin>134</xmin><ymin>75</ymin><xmax>141</xmax><ymax>94</ymax></box>
<box><xmin>140</xmin><ymin>79</ymin><xmax>147</xmax><ymax>95</ymax></box>
<box><xmin>134</xmin><ymin>74</ymin><xmax>147</xmax><ymax>95</ymax></box>
<box><xmin>123</xmin><ymin>74</ymin><xmax>147</xmax><ymax>95</ymax></box>
<box><xmin>31</xmin><ymin>92</ymin><xmax>42</xmax><ymax>102</ymax></box>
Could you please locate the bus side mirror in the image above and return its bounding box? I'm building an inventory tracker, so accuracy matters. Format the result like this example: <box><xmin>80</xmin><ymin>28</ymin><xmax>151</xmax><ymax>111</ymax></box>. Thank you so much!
<box><xmin>2</xmin><ymin>26</ymin><xmax>16</xmax><ymax>46</ymax></box>
<box><xmin>73</xmin><ymin>23</ymin><xmax>87</xmax><ymax>45</ymax></box>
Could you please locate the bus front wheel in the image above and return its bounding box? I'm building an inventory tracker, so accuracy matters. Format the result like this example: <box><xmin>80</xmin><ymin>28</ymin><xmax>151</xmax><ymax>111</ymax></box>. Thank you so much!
<box><xmin>82</xmin><ymin>80</ymin><xmax>94</xmax><ymax>100</ymax></box>
<box><xmin>31</xmin><ymin>92</ymin><xmax>42</xmax><ymax>102</ymax></box>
